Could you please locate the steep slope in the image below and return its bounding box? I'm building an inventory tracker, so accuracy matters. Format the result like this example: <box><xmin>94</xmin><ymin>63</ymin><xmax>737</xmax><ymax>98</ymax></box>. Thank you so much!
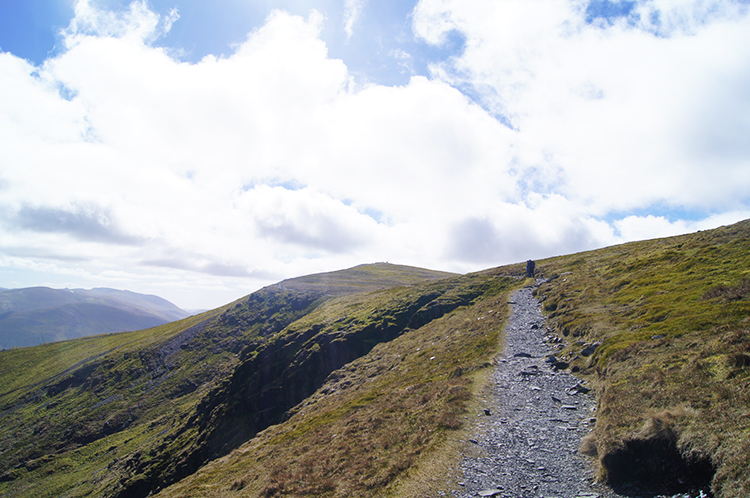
<box><xmin>0</xmin><ymin>263</ymin><xmax>474</xmax><ymax>498</ymax></box>
<box><xmin>0</xmin><ymin>287</ymin><xmax>190</xmax><ymax>348</ymax></box>
<box><xmin>156</xmin><ymin>269</ymin><xmax>518</xmax><ymax>498</ymax></box>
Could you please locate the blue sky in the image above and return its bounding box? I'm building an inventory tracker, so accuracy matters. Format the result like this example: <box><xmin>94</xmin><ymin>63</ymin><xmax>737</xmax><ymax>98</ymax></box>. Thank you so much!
<box><xmin>0</xmin><ymin>0</ymin><xmax>465</xmax><ymax>87</ymax></box>
<box><xmin>1</xmin><ymin>0</ymin><xmax>749</xmax><ymax>309</ymax></box>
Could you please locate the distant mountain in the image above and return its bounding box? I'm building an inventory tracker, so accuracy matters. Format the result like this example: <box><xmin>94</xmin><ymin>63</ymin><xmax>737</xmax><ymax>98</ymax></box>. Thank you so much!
<box><xmin>0</xmin><ymin>287</ymin><xmax>190</xmax><ymax>349</ymax></box>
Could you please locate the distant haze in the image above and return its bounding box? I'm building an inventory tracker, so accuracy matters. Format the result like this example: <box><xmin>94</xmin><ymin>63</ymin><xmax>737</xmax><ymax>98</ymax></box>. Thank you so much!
<box><xmin>0</xmin><ymin>287</ymin><xmax>189</xmax><ymax>349</ymax></box>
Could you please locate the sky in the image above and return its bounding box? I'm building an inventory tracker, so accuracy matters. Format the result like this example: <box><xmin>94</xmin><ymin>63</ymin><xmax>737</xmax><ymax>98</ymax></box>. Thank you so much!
<box><xmin>1</xmin><ymin>0</ymin><xmax>749</xmax><ymax>310</ymax></box>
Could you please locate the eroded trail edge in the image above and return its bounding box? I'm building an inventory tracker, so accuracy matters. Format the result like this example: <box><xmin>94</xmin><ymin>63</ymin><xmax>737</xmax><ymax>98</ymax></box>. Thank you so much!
<box><xmin>454</xmin><ymin>283</ymin><xmax>615</xmax><ymax>498</ymax></box>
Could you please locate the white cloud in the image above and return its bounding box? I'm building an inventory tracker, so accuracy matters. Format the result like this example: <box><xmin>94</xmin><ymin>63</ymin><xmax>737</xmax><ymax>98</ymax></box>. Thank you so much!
<box><xmin>1</xmin><ymin>0</ymin><xmax>748</xmax><ymax>308</ymax></box>
<box><xmin>343</xmin><ymin>0</ymin><xmax>366</xmax><ymax>39</ymax></box>
<box><xmin>389</xmin><ymin>48</ymin><xmax>415</xmax><ymax>74</ymax></box>
<box><xmin>413</xmin><ymin>0</ymin><xmax>750</xmax><ymax>214</ymax></box>
<box><xmin>66</xmin><ymin>0</ymin><xmax>178</xmax><ymax>44</ymax></box>
<box><xmin>614</xmin><ymin>209</ymin><xmax>750</xmax><ymax>241</ymax></box>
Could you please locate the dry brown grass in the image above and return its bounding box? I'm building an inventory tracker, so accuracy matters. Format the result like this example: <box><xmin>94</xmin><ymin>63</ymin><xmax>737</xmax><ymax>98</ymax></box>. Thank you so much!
<box><xmin>636</xmin><ymin>407</ymin><xmax>695</xmax><ymax>441</ymax></box>
<box><xmin>579</xmin><ymin>433</ymin><xmax>598</xmax><ymax>457</ymax></box>
<box><xmin>155</xmin><ymin>281</ymin><xmax>514</xmax><ymax>498</ymax></box>
<box><xmin>701</xmin><ymin>278</ymin><xmax>750</xmax><ymax>302</ymax></box>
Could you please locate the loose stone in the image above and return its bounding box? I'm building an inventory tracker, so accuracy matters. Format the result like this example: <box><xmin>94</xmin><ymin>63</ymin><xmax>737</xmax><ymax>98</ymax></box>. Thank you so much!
<box><xmin>478</xmin><ymin>489</ymin><xmax>503</xmax><ymax>497</ymax></box>
<box><xmin>456</xmin><ymin>282</ymin><xmax>616</xmax><ymax>498</ymax></box>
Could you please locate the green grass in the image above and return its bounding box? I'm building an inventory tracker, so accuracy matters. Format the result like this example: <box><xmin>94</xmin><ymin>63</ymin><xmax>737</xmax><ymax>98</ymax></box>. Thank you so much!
<box><xmin>533</xmin><ymin>219</ymin><xmax>750</xmax><ymax>496</ymax></box>
<box><xmin>0</xmin><ymin>263</ymin><xmax>481</xmax><ymax>498</ymax></box>
<box><xmin>155</xmin><ymin>271</ymin><xmax>518</xmax><ymax>498</ymax></box>
<box><xmin>0</xmin><ymin>306</ymin><xmax>230</xmax><ymax>497</ymax></box>
<box><xmin>4</xmin><ymin>221</ymin><xmax>750</xmax><ymax>498</ymax></box>
<box><xmin>0</xmin><ymin>310</ymin><xmax>220</xmax><ymax>405</ymax></box>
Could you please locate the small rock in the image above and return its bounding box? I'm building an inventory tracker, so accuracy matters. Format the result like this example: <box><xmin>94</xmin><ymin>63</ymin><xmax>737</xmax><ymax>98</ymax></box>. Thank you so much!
<box><xmin>580</xmin><ymin>343</ymin><xmax>599</xmax><ymax>357</ymax></box>
<box><xmin>551</xmin><ymin>395</ymin><xmax>561</xmax><ymax>402</ymax></box>
<box><xmin>568</xmin><ymin>383</ymin><xmax>591</xmax><ymax>395</ymax></box>
<box><xmin>652</xmin><ymin>334</ymin><xmax>665</xmax><ymax>339</ymax></box>
<box><xmin>469</xmin><ymin>439</ymin><xmax>479</xmax><ymax>444</ymax></box>
<box><xmin>551</xmin><ymin>360</ymin><xmax>569</xmax><ymax>370</ymax></box>
<box><xmin>544</xmin><ymin>354</ymin><xmax>570</xmax><ymax>369</ymax></box>
<box><xmin>478</xmin><ymin>489</ymin><xmax>503</xmax><ymax>497</ymax></box>
<box><xmin>484</xmin><ymin>408</ymin><xmax>491</xmax><ymax>416</ymax></box>
<box><xmin>514</xmin><ymin>352</ymin><xmax>532</xmax><ymax>358</ymax></box>
<box><xmin>562</xmin><ymin>404</ymin><xmax>578</xmax><ymax>410</ymax></box>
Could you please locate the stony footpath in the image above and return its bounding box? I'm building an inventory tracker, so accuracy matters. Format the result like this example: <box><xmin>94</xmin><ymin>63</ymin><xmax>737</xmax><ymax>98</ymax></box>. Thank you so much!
<box><xmin>452</xmin><ymin>282</ymin><xmax>616</xmax><ymax>498</ymax></box>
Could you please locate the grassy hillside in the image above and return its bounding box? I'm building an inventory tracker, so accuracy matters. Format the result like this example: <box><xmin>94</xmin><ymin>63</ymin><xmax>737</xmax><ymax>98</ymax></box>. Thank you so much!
<box><xmin>0</xmin><ymin>263</ymin><xmax>483</xmax><ymax>498</ymax></box>
<box><xmin>1</xmin><ymin>220</ymin><xmax>748</xmax><ymax>498</ymax></box>
<box><xmin>155</xmin><ymin>220</ymin><xmax>750</xmax><ymax>498</ymax></box>
<box><xmin>533</xmin><ymin>219</ymin><xmax>750</xmax><ymax>496</ymax></box>
<box><xmin>156</xmin><ymin>271</ymin><xmax>516</xmax><ymax>498</ymax></box>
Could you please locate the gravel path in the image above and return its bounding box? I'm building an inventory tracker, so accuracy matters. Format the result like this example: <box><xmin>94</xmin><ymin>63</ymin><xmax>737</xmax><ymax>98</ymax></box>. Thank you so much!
<box><xmin>453</xmin><ymin>282</ymin><xmax>617</xmax><ymax>498</ymax></box>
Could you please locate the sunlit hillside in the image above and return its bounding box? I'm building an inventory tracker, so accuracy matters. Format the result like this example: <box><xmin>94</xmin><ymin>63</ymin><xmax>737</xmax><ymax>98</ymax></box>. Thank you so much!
<box><xmin>1</xmin><ymin>220</ymin><xmax>749</xmax><ymax>497</ymax></box>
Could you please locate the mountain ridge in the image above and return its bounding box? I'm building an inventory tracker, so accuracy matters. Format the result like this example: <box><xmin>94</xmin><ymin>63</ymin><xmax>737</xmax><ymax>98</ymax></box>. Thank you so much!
<box><xmin>0</xmin><ymin>287</ymin><xmax>190</xmax><ymax>349</ymax></box>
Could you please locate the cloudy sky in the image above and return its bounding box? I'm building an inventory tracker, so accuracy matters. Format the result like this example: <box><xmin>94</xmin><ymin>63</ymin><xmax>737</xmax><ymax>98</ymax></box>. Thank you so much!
<box><xmin>1</xmin><ymin>0</ymin><xmax>749</xmax><ymax>310</ymax></box>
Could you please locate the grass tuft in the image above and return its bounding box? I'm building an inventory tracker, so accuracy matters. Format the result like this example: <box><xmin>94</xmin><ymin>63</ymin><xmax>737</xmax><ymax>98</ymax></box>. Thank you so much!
<box><xmin>701</xmin><ymin>277</ymin><xmax>750</xmax><ymax>302</ymax></box>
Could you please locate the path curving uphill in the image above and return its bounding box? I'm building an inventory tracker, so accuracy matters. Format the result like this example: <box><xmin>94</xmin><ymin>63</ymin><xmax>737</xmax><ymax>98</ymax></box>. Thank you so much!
<box><xmin>454</xmin><ymin>282</ymin><xmax>616</xmax><ymax>498</ymax></box>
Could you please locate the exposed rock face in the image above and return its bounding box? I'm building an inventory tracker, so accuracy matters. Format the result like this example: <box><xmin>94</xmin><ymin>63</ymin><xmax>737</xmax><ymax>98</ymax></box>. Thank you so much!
<box><xmin>115</xmin><ymin>278</ymin><xmax>493</xmax><ymax>498</ymax></box>
<box><xmin>190</xmin><ymin>283</ymin><xmax>494</xmax><ymax>458</ymax></box>
<box><xmin>191</xmin><ymin>290</ymin><xmax>440</xmax><ymax>457</ymax></box>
